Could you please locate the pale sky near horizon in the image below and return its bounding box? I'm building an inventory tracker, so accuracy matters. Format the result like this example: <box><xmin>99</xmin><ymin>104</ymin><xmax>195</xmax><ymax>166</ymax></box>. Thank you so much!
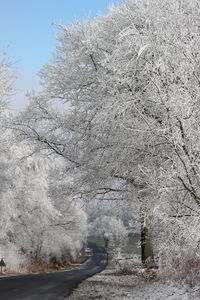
<box><xmin>0</xmin><ymin>0</ymin><xmax>122</xmax><ymax>112</ymax></box>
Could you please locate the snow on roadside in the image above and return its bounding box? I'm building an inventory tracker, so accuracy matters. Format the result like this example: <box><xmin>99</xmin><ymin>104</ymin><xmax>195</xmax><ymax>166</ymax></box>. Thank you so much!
<box><xmin>67</xmin><ymin>269</ymin><xmax>200</xmax><ymax>300</ymax></box>
<box><xmin>115</xmin><ymin>281</ymin><xmax>200</xmax><ymax>300</ymax></box>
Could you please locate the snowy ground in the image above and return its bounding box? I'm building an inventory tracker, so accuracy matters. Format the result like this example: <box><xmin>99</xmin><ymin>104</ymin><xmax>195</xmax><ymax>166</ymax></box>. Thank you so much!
<box><xmin>67</xmin><ymin>262</ymin><xmax>200</xmax><ymax>299</ymax></box>
<box><xmin>66</xmin><ymin>237</ymin><xmax>200</xmax><ymax>300</ymax></box>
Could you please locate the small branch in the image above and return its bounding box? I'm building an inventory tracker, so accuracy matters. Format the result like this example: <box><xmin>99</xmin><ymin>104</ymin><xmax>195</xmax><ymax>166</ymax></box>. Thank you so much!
<box><xmin>89</xmin><ymin>54</ymin><xmax>98</xmax><ymax>71</ymax></box>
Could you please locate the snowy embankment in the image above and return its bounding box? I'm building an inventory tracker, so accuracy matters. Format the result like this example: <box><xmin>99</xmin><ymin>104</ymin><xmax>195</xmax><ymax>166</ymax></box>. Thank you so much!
<box><xmin>67</xmin><ymin>262</ymin><xmax>200</xmax><ymax>300</ymax></box>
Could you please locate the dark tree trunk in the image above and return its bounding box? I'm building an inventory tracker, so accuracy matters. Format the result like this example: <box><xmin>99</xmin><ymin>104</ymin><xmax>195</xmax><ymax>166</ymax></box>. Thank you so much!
<box><xmin>141</xmin><ymin>215</ymin><xmax>154</xmax><ymax>263</ymax></box>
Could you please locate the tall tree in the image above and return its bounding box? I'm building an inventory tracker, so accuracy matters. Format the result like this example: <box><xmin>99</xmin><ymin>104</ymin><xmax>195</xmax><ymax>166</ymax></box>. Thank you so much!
<box><xmin>14</xmin><ymin>0</ymin><xmax>200</xmax><ymax>274</ymax></box>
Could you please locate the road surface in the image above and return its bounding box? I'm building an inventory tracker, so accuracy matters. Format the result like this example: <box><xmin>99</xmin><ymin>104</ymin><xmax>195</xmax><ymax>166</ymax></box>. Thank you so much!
<box><xmin>0</xmin><ymin>243</ymin><xmax>107</xmax><ymax>300</ymax></box>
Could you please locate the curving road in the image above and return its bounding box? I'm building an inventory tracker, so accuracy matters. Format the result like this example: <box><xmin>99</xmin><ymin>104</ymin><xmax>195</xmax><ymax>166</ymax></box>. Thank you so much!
<box><xmin>0</xmin><ymin>243</ymin><xmax>107</xmax><ymax>300</ymax></box>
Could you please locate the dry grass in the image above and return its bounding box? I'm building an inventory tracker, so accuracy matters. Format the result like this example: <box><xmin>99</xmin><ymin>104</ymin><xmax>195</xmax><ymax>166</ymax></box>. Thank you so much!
<box><xmin>5</xmin><ymin>252</ymin><xmax>89</xmax><ymax>275</ymax></box>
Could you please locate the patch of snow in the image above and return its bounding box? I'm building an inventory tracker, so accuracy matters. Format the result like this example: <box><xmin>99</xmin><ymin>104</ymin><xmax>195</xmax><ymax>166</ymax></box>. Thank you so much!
<box><xmin>116</xmin><ymin>281</ymin><xmax>200</xmax><ymax>300</ymax></box>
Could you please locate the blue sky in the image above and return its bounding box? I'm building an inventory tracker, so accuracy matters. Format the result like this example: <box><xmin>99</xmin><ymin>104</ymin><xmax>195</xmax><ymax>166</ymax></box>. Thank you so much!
<box><xmin>0</xmin><ymin>0</ymin><xmax>122</xmax><ymax>111</ymax></box>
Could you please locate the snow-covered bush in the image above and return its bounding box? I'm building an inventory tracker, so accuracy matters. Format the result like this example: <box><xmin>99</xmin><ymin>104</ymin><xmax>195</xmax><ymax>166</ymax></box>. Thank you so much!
<box><xmin>115</xmin><ymin>259</ymin><xmax>137</xmax><ymax>275</ymax></box>
<box><xmin>148</xmin><ymin>204</ymin><xmax>200</xmax><ymax>285</ymax></box>
<box><xmin>0</xmin><ymin>141</ymin><xmax>88</xmax><ymax>272</ymax></box>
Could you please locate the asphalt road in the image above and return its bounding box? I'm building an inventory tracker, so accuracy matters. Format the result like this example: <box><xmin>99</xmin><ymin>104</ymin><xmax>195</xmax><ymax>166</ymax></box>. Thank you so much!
<box><xmin>0</xmin><ymin>243</ymin><xmax>107</xmax><ymax>300</ymax></box>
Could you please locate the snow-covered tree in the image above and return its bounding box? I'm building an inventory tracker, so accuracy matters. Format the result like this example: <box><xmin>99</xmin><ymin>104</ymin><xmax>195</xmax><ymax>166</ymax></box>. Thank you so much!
<box><xmin>0</xmin><ymin>55</ymin><xmax>18</xmax><ymax>253</ymax></box>
<box><xmin>90</xmin><ymin>216</ymin><xmax>128</xmax><ymax>248</ymax></box>
<box><xmin>14</xmin><ymin>0</ymin><xmax>200</xmax><ymax>278</ymax></box>
<box><xmin>0</xmin><ymin>55</ymin><xmax>87</xmax><ymax>272</ymax></box>
<box><xmin>0</xmin><ymin>141</ymin><xmax>88</xmax><ymax>272</ymax></box>
<box><xmin>0</xmin><ymin>54</ymin><xmax>14</xmax><ymax>102</ymax></box>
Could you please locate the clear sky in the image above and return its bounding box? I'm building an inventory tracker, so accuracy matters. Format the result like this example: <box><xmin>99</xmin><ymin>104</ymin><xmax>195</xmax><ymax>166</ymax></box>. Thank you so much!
<box><xmin>0</xmin><ymin>0</ymin><xmax>122</xmax><ymax>111</ymax></box>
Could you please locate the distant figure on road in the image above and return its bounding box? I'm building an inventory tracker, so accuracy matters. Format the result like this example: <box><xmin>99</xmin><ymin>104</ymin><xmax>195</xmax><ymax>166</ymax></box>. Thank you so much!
<box><xmin>103</xmin><ymin>232</ymin><xmax>109</xmax><ymax>248</ymax></box>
